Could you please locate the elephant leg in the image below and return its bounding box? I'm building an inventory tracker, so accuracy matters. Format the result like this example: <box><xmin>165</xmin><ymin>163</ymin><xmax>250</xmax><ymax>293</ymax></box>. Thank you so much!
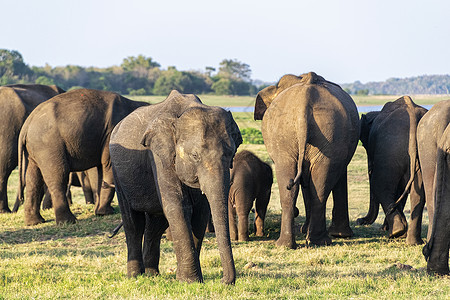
<box><xmin>426</xmin><ymin>145</ymin><xmax>450</xmax><ymax>275</ymax></box>
<box><xmin>304</xmin><ymin>161</ymin><xmax>337</xmax><ymax>246</ymax></box>
<box><xmin>83</xmin><ymin>167</ymin><xmax>102</xmax><ymax>204</ymax></box>
<box><xmin>274</xmin><ymin>161</ymin><xmax>299</xmax><ymax>249</ymax></box>
<box><xmin>235</xmin><ymin>190</ymin><xmax>253</xmax><ymax>242</ymax></box>
<box><xmin>328</xmin><ymin>170</ymin><xmax>353</xmax><ymax>238</ymax></box>
<box><xmin>372</xmin><ymin>170</ymin><xmax>408</xmax><ymax>238</ymax></box>
<box><xmin>300</xmin><ymin>186</ymin><xmax>310</xmax><ymax>235</ymax></box>
<box><xmin>228</xmin><ymin>199</ymin><xmax>238</xmax><ymax>241</ymax></box>
<box><xmin>163</xmin><ymin>189</ymin><xmax>203</xmax><ymax>283</ymax></box>
<box><xmin>77</xmin><ymin>171</ymin><xmax>94</xmax><ymax>205</ymax></box>
<box><xmin>39</xmin><ymin>160</ymin><xmax>76</xmax><ymax>225</ymax></box>
<box><xmin>143</xmin><ymin>214</ymin><xmax>169</xmax><ymax>276</ymax></box>
<box><xmin>303</xmin><ymin>186</ymin><xmax>331</xmax><ymax>246</ymax></box>
<box><xmin>95</xmin><ymin>164</ymin><xmax>115</xmax><ymax>215</ymax></box>
<box><xmin>0</xmin><ymin>146</ymin><xmax>15</xmax><ymax>213</ymax></box>
<box><xmin>125</xmin><ymin>210</ymin><xmax>146</xmax><ymax>277</ymax></box>
<box><xmin>254</xmin><ymin>189</ymin><xmax>270</xmax><ymax>237</ymax></box>
<box><xmin>24</xmin><ymin>160</ymin><xmax>46</xmax><ymax>225</ymax></box>
<box><xmin>0</xmin><ymin>168</ymin><xmax>12</xmax><ymax>213</ymax></box>
<box><xmin>356</xmin><ymin>176</ymin><xmax>379</xmax><ymax>226</ymax></box>
<box><xmin>191</xmin><ymin>192</ymin><xmax>210</xmax><ymax>254</ymax></box>
<box><xmin>41</xmin><ymin>189</ymin><xmax>52</xmax><ymax>210</ymax></box>
<box><xmin>406</xmin><ymin>170</ymin><xmax>425</xmax><ymax>245</ymax></box>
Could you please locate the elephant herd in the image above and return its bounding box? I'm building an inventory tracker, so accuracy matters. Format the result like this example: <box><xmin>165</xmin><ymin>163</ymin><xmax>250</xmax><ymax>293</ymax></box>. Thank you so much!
<box><xmin>0</xmin><ymin>72</ymin><xmax>448</xmax><ymax>284</ymax></box>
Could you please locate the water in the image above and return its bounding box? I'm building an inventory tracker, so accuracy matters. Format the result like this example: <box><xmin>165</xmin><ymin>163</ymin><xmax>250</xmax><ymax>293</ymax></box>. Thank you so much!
<box><xmin>225</xmin><ymin>105</ymin><xmax>433</xmax><ymax>113</ymax></box>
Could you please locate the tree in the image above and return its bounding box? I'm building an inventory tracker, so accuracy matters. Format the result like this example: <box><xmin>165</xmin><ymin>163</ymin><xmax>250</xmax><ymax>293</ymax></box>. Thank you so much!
<box><xmin>218</xmin><ymin>59</ymin><xmax>251</xmax><ymax>81</ymax></box>
<box><xmin>0</xmin><ymin>49</ymin><xmax>31</xmax><ymax>80</ymax></box>
<box><xmin>35</xmin><ymin>76</ymin><xmax>55</xmax><ymax>85</ymax></box>
<box><xmin>153</xmin><ymin>67</ymin><xmax>192</xmax><ymax>95</ymax></box>
<box><xmin>120</xmin><ymin>55</ymin><xmax>160</xmax><ymax>77</ymax></box>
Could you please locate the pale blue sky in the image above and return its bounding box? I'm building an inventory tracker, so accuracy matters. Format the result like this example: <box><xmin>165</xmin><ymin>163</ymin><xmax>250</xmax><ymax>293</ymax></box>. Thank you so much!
<box><xmin>2</xmin><ymin>0</ymin><xmax>449</xmax><ymax>83</ymax></box>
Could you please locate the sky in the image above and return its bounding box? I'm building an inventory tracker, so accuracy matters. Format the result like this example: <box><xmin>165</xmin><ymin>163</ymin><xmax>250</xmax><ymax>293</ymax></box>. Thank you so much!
<box><xmin>2</xmin><ymin>0</ymin><xmax>449</xmax><ymax>84</ymax></box>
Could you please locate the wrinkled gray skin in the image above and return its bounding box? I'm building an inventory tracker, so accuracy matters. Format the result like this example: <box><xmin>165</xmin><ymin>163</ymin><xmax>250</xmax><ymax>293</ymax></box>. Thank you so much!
<box><xmin>0</xmin><ymin>84</ymin><xmax>65</xmax><ymax>213</ymax></box>
<box><xmin>417</xmin><ymin>100</ymin><xmax>450</xmax><ymax>241</ymax></box>
<box><xmin>18</xmin><ymin>89</ymin><xmax>148</xmax><ymax>225</ymax></box>
<box><xmin>40</xmin><ymin>168</ymin><xmax>98</xmax><ymax>210</ymax></box>
<box><xmin>423</xmin><ymin>123</ymin><xmax>450</xmax><ymax>275</ymax></box>
<box><xmin>357</xmin><ymin>96</ymin><xmax>428</xmax><ymax>245</ymax></box>
<box><xmin>254</xmin><ymin>72</ymin><xmax>359</xmax><ymax>248</ymax></box>
<box><xmin>110</xmin><ymin>90</ymin><xmax>242</xmax><ymax>284</ymax></box>
<box><xmin>228</xmin><ymin>150</ymin><xmax>272</xmax><ymax>241</ymax></box>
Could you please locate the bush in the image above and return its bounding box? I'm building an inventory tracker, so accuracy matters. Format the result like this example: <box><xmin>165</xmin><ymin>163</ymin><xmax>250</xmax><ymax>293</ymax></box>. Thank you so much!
<box><xmin>240</xmin><ymin>128</ymin><xmax>264</xmax><ymax>144</ymax></box>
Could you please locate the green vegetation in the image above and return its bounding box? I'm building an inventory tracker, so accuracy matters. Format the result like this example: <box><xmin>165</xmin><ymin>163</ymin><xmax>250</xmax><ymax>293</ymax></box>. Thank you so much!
<box><xmin>0</xmin><ymin>49</ymin><xmax>257</xmax><ymax>96</ymax></box>
<box><xmin>1</xmin><ymin>107</ymin><xmax>450</xmax><ymax>297</ymax></box>
<box><xmin>341</xmin><ymin>75</ymin><xmax>450</xmax><ymax>95</ymax></box>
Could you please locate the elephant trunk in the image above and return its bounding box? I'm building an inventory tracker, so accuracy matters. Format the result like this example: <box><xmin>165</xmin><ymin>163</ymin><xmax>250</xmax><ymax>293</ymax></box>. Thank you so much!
<box><xmin>199</xmin><ymin>168</ymin><xmax>236</xmax><ymax>285</ymax></box>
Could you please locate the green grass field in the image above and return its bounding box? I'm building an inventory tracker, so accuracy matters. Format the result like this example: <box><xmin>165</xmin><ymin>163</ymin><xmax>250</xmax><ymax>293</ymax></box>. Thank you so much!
<box><xmin>129</xmin><ymin>93</ymin><xmax>449</xmax><ymax>108</ymax></box>
<box><xmin>1</xmin><ymin>95</ymin><xmax>449</xmax><ymax>299</ymax></box>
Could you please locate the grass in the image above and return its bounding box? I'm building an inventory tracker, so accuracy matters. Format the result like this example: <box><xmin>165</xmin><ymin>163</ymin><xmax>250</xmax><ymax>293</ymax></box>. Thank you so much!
<box><xmin>128</xmin><ymin>94</ymin><xmax>449</xmax><ymax>108</ymax></box>
<box><xmin>1</xmin><ymin>95</ymin><xmax>450</xmax><ymax>299</ymax></box>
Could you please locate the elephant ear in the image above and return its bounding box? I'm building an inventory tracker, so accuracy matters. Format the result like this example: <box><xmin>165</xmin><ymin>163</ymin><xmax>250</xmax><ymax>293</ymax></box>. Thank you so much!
<box><xmin>227</xmin><ymin>111</ymin><xmax>243</xmax><ymax>149</ymax></box>
<box><xmin>254</xmin><ymin>85</ymin><xmax>276</xmax><ymax>120</ymax></box>
<box><xmin>360</xmin><ymin>111</ymin><xmax>379</xmax><ymax>149</ymax></box>
<box><xmin>141</xmin><ymin>113</ymin><xmax>176</xmax><ymax>164</ymax></box>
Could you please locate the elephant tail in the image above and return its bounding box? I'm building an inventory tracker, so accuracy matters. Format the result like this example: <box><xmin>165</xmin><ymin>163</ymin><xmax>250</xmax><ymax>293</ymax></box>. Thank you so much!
<box><xmin>109</xmin><ymin>221</ymin><xmax>123</xmax><ymax>238</ymax></box>
<box><xmin>287</xmin><ymin>102</ymin><xmax>309</xmax><ymax>191</ymax></box>
<box><xmin>14</xmin><ymin>130</ymin><xmax>28</xmax><ymax>212</ymax></box>
<box><xmin>387</xmin><ymin>96</ymin><xmax>420</xmax><ymax>215</ymax></box>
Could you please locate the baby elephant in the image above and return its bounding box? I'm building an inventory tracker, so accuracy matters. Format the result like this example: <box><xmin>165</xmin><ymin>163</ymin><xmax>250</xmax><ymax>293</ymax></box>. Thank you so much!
<box><xmin>228</xmin><ymin>150</ymin><xmax>273</xmax><ymax>241</ymax></box>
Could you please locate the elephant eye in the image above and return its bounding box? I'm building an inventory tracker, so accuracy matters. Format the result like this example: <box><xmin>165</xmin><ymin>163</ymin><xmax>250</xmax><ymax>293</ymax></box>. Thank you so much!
<box><xmin>190</xmin><ymin>152</ymin><xmax>200</xmax><ymax>162</ymax></box>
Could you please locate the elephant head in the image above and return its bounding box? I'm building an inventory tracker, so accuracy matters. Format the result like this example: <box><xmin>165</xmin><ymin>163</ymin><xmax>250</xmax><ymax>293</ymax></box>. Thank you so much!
<box><xmin>141</xmin><ymin>91</ymin><xmax>242</xmax><ymax>283</ymax></box>
<box><xmin>359</xmin><ymin>111</ymin><xmax>380</xmax><ymax>150</ymax></box>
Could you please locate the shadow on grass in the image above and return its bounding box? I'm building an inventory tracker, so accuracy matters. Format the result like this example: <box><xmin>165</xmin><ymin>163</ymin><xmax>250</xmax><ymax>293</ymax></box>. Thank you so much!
<box><xmin>0</xmin><ymin>207</ymin><xmax>123</xmax><ymax>246</ymax></box>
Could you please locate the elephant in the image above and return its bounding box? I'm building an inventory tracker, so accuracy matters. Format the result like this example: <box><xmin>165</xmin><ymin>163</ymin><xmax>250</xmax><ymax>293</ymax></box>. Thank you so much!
<box><xmin>254</xmin><ymin>72</ymin><xmax>360</xmax><ymax>248</ymax></box>
<box><xmin>39</xmin><ymin>168</ymin><xmax>99</xmax><ymax>210</ymax></box>
<box><xmin>357</xmin><ymin>96</ymin><xmax>428</xmax><ymax>245</ymax></box>
<box><xmin>228</xmin><ymin>150</ymin><xmax>272</xmax><ymax>241</ymax></box>
<box><xmin>0</xmin><ymin>84</ymin><xmax>64</xmax><ymax>213</ymax></box>
<box><xmin>417</xmin><ymin>100</ymin><xmax>450</xmax><ymax>241</ymax></box>
<box><xmin>109</xmin><ymin>90</ymin><xmax>242</xmax><ymax>284</ymax></box>
<box><xmin>423</xmin><ymin>123</ymin><xmax>450</xmax><ymax>275</ymax></box>
<box><xmin>17</xmin><ymin>88</ymin><xmax>148</xmax><ymax>225</ymax></box>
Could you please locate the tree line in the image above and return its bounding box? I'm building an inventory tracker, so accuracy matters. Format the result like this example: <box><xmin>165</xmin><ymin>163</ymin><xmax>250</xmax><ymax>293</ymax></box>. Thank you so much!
<box><xmin>341</xmin><ymin>75</ymin><xmax>450</xmax><ymax>95</ymax></box>
<box><xmin>0</xmin><ymin>49</ymin><xmax>262</xmax><ymax>96</ymax></box>
<box><xmin>2</xmin><ymin>49</ymin><xmax>449</xmax><ymax>96</ymax></box>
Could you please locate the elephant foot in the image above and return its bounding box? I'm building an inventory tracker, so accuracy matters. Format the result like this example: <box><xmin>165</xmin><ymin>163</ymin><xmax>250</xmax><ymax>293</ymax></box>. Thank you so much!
<box><xmin>276</xmin><ymin>235</ymin><xmax>297</xmax><ymax>249</ymax></box>
<box><xmin>406</xmin><ymin>235</ymin><xmax>424</xmax><ymax>245</ymax></box>
<box><xmin>95</xmin><ymin>204</ymin><xmax>115</xmax><ymax>216</ymax></box>
<box><xmin>255</xmin><ymin>231</ymin><xmax>264</xmax><ymax>237</ymax></box>
<box><xmin>306</xmin><ymin>235</ymin><xmax>332</xmax><ymax>247</ymax></box>
<box><xmin>300</xmin><ymin>223</ymin><xmax>308</xmax><ymax>235</ymax></box>
<box><xmin>388</xmin><ymin>213</ymin><xmax>407</xmax><ymax>238</ymax></box>
<box><xmin>25</xmin><ymin>214</ymin><xmax>45</xmax><ymax>226</ymax></box>
<box><xmin>127</xmin><ymin>260</ymin><xmax>143</xmax><ymax>277</ymax></box>
<box><xmin>238</xmin><ymin>235</ymin><xmax>250</xmax><ymax>242</ymax></box>
<box><xmin>145</xmin><ymin>267</ymin><xmax>160</xmax><ymax>276</ymax></box>
<box><xmin>328</xmin><ymin>224</ymin><xmax>353</xmax><ymax>238</ymax></box>
<box><xmin>55</xmin><ymin>212</ymin><xmax>77</xmax><ymax>225</ymax></box>
<box><xmin>356</xmin><ymin>217</ymin><xmax>372</xmax><ymax>226</ymax></box>
<box><xmin>0</xmin><ymin>207</ymin><xmax>11</xmax><ymax>213</ymax></box>
<box><xmin>176</xmin><ymin>268</ymin><xmax>203</xmax><ymax>283</ymax></box>
<box><xmin>427</xmin><ymin>264</ymin><xmax>450</xmax><ymax>276</ymax></box>
<box><xmin>41</xmin><ymin>202</ymin><xmax>52</xmax><ymax>210</ymax></box>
